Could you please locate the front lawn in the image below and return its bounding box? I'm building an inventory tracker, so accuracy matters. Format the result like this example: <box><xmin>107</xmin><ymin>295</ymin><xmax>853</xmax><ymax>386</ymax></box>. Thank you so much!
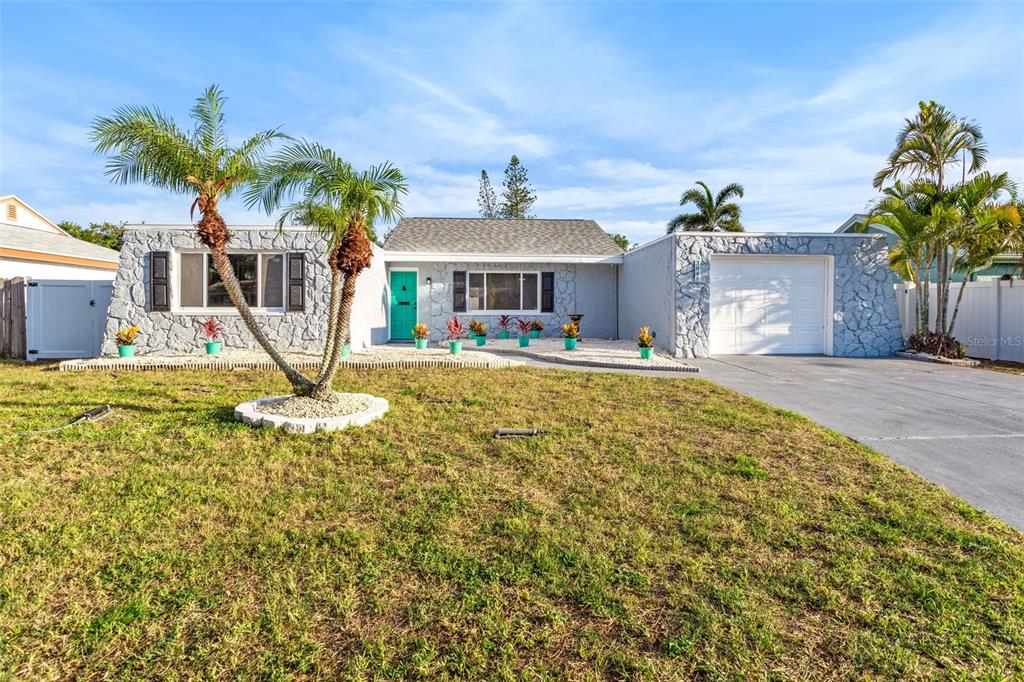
<box><xmin>1</xmin><ymin>364</ymin><xmax>1021</xmax><ymax>679</ymax></box>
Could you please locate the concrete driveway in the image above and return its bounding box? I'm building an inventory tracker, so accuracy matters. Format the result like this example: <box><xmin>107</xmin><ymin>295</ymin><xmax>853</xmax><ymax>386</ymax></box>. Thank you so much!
<box><xmin>688</xmin><ymin>356</ymin><xmax>1024</xmax><ymax>531</ymax></box>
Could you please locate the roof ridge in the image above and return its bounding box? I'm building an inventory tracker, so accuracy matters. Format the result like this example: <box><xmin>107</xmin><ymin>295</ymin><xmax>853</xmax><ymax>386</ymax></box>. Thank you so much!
<box><xmin>403</xmin><ymin>216</ymin><xmax>597</xmax><ymax>222</ymax></box>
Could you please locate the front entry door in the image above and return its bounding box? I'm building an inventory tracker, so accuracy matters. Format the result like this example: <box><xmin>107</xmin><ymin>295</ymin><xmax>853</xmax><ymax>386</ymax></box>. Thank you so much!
<box><xmin>389</xmin><ymin>271</ymin><xmax>417</xmax><ymax>340</ymax></box>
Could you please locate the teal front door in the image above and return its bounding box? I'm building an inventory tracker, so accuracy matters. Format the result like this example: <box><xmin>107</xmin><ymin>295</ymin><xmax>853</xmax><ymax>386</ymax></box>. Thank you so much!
<box><xmin>390</xmin><ymin>271</ymin><xmax>418</xmax><ymax>340</ymax></box>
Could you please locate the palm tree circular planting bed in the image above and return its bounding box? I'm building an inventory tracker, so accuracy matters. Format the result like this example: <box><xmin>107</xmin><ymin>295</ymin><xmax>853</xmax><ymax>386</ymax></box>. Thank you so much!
<box><xmin>235</xmin><ymin>392</ymin><xmax>388</xmax><ymax>433</ymax></box>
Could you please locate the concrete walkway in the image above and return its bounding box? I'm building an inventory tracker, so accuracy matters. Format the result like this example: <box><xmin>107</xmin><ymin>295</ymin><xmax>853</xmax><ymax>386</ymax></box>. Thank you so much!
<box><xmin>522</xmin><ymin>354</ymin><xmax>1024</xmax><ymax>532</ymax></box>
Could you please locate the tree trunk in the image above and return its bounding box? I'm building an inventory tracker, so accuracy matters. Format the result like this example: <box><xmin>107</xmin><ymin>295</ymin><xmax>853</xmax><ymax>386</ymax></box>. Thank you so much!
<box><xmin>208</xmin><ymin>247</ymin><xmax>313</xmax><ymax>394</ymax></box>
<box><xmin>311</xmin><ymin>272</ymin><xmax>359</xmax><ymax>400</ymax></box>
<box><xmin>319</xmin><ymin>263</ymin><xmax>342</xmax><ymax>377</ymax></box>
<box><xmin>948</xmin><ymin>270</ymin><xmax>972</xmax><ymax>338</ymax></box>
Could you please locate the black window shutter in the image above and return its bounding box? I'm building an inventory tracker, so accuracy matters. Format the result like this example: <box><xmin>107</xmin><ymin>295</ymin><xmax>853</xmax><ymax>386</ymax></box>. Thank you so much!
<box><xmin>453</xmin><ymin>271</ymin><xmax>466</xmax><ymax>312</ymax></box>
<box><xmin>541</xmin><ymin>271</ymin><xmax>554</xmax><ymax>313</ymax></box>
<box><xmin>287</xmin><ymin>252</ymin><xmax>305</xmax><ymax>312</ymax></box>
<box><xmin>150</xmin><ymin>251</ymin><xmax>169</xmax><ymax>311</ymax></box>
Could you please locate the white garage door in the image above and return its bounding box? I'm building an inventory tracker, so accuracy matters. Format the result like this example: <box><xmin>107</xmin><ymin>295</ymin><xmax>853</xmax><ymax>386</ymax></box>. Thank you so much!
<box><xmin>710</xmin><ymin>256</ymin><xmax>829</xmax><ymax>355</ymax></box>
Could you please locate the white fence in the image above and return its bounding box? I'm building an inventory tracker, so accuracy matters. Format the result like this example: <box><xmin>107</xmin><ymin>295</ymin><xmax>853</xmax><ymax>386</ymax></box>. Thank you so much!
<box><xmin>895</xmin><ymin>280</ymin><xmax>1024</xmax><ymax>362</ymax></box>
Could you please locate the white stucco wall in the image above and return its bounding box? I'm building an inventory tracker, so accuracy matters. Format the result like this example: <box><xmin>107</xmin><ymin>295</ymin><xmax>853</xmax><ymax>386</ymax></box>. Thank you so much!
<box><xmin>618</xmin><ymin>235</ymin><xmax>675</xmax><ymax>352</ymax></box>
<box><xmin>0</xmin><ymin>257</ymin><xmax>117</xmax><ymax>280</ymax></box>
<box><xmin>348</xmin><ymin>244</ymin><xmax>389</xmax><ymax>348</ymax></box>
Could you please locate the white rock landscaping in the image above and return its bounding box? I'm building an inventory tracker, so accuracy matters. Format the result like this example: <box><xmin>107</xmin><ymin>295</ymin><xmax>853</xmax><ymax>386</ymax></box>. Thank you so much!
<box><xmin>235</xmin><ymin>393</ymin><xmax>389</xmax><ymax>434</ymax></box>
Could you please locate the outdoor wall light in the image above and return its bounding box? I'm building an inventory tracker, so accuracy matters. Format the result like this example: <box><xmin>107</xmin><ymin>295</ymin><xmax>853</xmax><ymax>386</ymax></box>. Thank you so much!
<box><xmin>426</xmin><ymin>276</ymin><xmax>432</xmax><ymax>286</ymax></box>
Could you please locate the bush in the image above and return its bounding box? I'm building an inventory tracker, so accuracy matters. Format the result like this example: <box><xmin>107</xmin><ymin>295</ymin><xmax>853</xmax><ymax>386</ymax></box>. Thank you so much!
<box><xmin>906</xmin><ymin>331</ymin><xmax>965</xmax><ymax>359</ymax></box>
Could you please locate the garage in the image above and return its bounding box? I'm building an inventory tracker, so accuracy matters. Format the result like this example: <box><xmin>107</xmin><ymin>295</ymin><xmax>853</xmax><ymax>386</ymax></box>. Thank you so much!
<box><xmin>709</xmin><ymin>255</ymin><xmax>830</xmax><ymax>355</ymax></box>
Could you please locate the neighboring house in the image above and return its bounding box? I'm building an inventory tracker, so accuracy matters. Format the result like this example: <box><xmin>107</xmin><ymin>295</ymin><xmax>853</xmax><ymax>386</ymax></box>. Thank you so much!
<box><xmin>102</xmin><ymin>218</ymin><xmax>903</xmax><ymax>358</ymax></box>
<box><xmin>0</xmin><ymin>195</ymin><xmax>119</xmax><ymax>279</ymax></box>
<box><xmin>835</xmin><ymin>213</ymin><xmax>1022</xmax><ymax>282</ymax></box>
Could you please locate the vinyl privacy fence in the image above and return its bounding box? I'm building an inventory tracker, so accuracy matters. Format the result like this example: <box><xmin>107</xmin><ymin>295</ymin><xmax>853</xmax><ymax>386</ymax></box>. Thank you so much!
<box><xmin>895</xmin><ymin>280</ymin><xmax>1024</xmax><ymax>362</ymax></box>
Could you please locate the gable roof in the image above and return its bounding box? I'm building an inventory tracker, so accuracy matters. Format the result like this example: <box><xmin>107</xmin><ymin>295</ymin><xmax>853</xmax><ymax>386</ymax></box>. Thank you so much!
<box><xmin>383</xmin><ymin>218</ymin><xmax>624</xmax><ymax>262</ymax></box>
<box><xmin>0</xmin><ymin>195</ymin><xmax>68</xmax><ymax>235</ymax></box>
<box><xmin>0</xmin><ymin>222</ymin><xmax>120</xmax><ymax>268</ymax></box>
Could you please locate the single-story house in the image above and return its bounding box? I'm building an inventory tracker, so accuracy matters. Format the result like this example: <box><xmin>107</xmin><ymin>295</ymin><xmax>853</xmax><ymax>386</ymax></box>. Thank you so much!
<box><xmin>836</xmin><ymin>213</ymin><xmax>1023</xmax><ymax>282</ymax></box>
<box><xmin>102</xmin><ymin>218</ymin><xmax>904</xmax><ymax>358</ymax></box>
<box><xmin>0</xmin><ymin>195</ymin><xmax>119</xmax><ymax>280</ymax></box>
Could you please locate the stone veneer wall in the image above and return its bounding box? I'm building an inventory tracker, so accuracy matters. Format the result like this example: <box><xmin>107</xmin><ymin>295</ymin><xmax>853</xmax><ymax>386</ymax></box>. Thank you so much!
<box><xmin>398</xmin><ymin>262</ymin><xmax>593</xmax><ymax>340</ymax></box>
<box><xmin>102</xmin><ymin>227</ymin><xmax>332</xmax><ymax>355</ymax></box>
<box><xmin>674</xmin><ymin>234</ymin><xmax>904</xmax><ymax>358</ymax></box>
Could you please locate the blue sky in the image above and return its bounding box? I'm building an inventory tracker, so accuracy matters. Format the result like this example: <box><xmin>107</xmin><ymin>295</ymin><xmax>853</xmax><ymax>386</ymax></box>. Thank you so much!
<box><xmin>2</xmin><ymin>1</ymin><xmax>1022</xmax><ymax>244</ymax></box>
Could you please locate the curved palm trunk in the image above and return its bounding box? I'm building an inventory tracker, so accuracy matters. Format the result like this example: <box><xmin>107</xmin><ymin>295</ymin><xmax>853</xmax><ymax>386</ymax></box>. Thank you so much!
<box><xmin>311</xmin><ymin>272</ymin><xmax>359</xmax><ymax>400</ymax></box>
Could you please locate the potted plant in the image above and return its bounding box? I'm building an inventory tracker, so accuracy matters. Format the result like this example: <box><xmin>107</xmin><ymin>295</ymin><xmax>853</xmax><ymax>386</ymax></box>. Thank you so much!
<box><xmin>469</xmin><ymin>320</ymin><xmax>488</xmax><ymax>346</ymax></box>
<box><xmin>516</xmin><ymin>317</ymin><xmax>532</xmax><ymax>347</ymax></box>
<box><xmin>115</xmin><ymin>325</ymin><xmax>139</xmax><ymax>358</ymax></box>
<box><xmin>638</xmin><ymin>326</ymin><xmax>655</xmax><ymax>360</ymax></box>
<box><xmin>562</xmin><ymin>322</ymin><xmax>579</xmax><ymax>350</ymax></box>
<box><xmin>199</xmin><ymin>318</ymin><xmax>225</xmax><ymax>355</ymax></box>
<box><xmin>412</xmin><ymin>323</ymin><xmax>430</xmax><ymax>350</ymax></box>
<box><xmin>446</xmin><ymin>315</ymin><xmax>467</xmax><ymax>355</ymax></box>
<box><xmin>529</xmin><ymin>319</ymin><xmax>544</xmax><ymax>339</ymax></box>
<box><xmin>497</xmin><ymin>315</ymin><xmax>513</xmax><ymax>339</ymax></box>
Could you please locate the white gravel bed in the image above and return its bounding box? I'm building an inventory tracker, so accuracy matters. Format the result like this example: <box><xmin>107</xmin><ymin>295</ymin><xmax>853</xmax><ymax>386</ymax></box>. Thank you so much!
<box><xmin>257</xmin><ymin>392</ymin><xmax>373</xmax><ymax>419</ymax></box>
<box><xmin>479</xmin><ymin>338</ymin><xmax>696</xmax><ymax>372</ymax></box>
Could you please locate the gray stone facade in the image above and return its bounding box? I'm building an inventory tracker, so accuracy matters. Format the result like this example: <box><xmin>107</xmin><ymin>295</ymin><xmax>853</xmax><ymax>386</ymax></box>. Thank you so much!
<box><xmin>392</xmin><ymin>261</ymin><xmax>620</xmax><ymax>341</ymax></box>
<box><xmin>102</xmin><ymin>227</ymin><xmax>331</xmax><ymax>355</ymax></box>
<box><xmin>673</xmin><ymin>234</ymin><xmax>903</xmax><ymax>358</ymax></box>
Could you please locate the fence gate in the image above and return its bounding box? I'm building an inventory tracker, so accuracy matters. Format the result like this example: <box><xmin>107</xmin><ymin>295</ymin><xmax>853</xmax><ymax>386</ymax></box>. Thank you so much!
<box><xmin>25</xmin><ymin>280</ymin><xmax>113</xmax><ymax>361</ymax></box>
<box><xmin>0</xmin><ymin>277</ymin><xmax>28</xmax><ymax>359</ymax></box>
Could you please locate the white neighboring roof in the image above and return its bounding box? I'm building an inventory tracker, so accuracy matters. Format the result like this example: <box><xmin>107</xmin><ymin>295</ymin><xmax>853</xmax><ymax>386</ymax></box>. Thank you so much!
<box><xmin>0</xmin><ymin>195</ymin><xmax>68</xmax><ymax>234</ymax></box>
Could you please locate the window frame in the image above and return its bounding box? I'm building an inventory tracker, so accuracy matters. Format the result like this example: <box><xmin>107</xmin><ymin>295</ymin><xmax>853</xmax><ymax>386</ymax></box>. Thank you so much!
<box><xmin>173</xmin><ymin>250</ymin><xmax>287</xmax><ymax>314</ymax></box>
<box><xmin>463</xmin><ymin>270</ymin><xmax>541</xmax><ymax>315</ymax></box>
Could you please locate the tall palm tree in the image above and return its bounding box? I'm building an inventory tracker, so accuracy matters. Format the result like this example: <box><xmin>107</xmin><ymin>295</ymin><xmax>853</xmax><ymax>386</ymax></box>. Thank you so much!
<box><xmin>247</xmin><ymin>141</ymin><xmax>407</xmax><ymax>400</ymax></box>
<box><xmin>666</xmin><ymin>181</ymin><xmax>744</xmax><ymax>233</ymax></box>
<box><xmin>91</xmin><ymin>86</ymin><xmax>313</xmax><ymax>393</ymax></box>
<box><xmin>873</xmin><ymin>101</ymin><xmax>987</xmax><ymax>333</ymax></box>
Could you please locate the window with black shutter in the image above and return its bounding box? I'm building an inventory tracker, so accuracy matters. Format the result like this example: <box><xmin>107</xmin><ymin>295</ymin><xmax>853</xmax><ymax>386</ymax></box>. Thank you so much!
<box><xmin>452</xmin><ymin>271</ymin><xmax>467</xmax><ymax>312</ymax></box>
<box><xmin>150</xmin><ymin>251</ymin><xmax>169</xmax><ymax>311</ymax></box>
<box><xmin>540</xmin><ymin>271</ymin><xmax>554</xmax><ymax>313</ymax></box>
<box><xmin>287</xmin><ymin>252</ymin><xmax>305</xmax><ymax>312</ymax></box>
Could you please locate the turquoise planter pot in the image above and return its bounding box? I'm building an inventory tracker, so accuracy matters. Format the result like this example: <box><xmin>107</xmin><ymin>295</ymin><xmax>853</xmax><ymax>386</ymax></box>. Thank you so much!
<box><xmin>205</xmin><ymin>341</ymin><xmax>222</xmax><ymax>355</ymax></box>
<box><xmin>475</xmin><ymin>336</ymin><xmax>486</xmax><ymax>346</ymax></box>
<box><xmin>564</xmin><ymin>337</ymin><xmax>577</xmax><ymax>351</ymax></box>
<box><xmin>529</xmin><ymin>330</ymin><xmax>540</xmax><ymax>339</ymax></box>
<box><xmin>639</xmin><ymin>346</ymin><xmax>653</xmax><ymax>360</ymax></box>
<box><xmin>449</xmin><ymin>340</ymin><xmax>463</xmax><ymax>355</ymax></box>
<box><xmin>117</xmin><ymin>345</ymin><xmax>136</xmax><ymax>358</ymax></box>
<box><xmin>498</xmin><ymin>330</ymin><xmax>510</xmax><ymax>339</ymax></box>
<box><xmin>415</xmin><ymin>338</ymin><xmax>428</xmax><ymax>350</ymax></box>
<box><xmin>341</xmin><ymin>343</ymin><xmax>351</xmax><ymax>358</ymax></box>
<box><xmin>518</xmin><ymin>336</ymin><xmax>530</xmax><ymax>347</ymax></box>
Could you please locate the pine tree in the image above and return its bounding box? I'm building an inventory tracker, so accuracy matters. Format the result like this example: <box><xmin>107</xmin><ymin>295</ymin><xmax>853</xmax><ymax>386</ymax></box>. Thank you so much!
<box><xmin>477</xmin><ymin>170</ymin><xmax>498</xmax><ymax>218</ymax></box>
<box><xmin>498</xmin><ymin>155</ymin><xmax>536</xmax><ymax>219</ymax></box>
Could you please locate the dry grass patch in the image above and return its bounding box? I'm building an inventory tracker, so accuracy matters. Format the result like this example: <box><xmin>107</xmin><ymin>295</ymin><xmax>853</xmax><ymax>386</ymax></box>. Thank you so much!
<box><xmin>0</xmin><ymin>364</ymin><xmax>1021</xmax><ymax>679</ymax></box>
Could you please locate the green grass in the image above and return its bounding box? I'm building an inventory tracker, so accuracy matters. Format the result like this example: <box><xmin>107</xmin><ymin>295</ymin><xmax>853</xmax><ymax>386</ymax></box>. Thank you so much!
<box><xmin>0</xmin><ymin>363</ymin><xmax>1021</xmax><ymax>680</ymax></box>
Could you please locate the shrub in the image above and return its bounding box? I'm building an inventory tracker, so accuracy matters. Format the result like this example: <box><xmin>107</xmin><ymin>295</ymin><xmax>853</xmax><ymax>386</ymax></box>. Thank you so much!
<box><xmin>637</xmin><ymin>327</ymin><xmax>655</xmax><ymax>348</ymax></box>
<box><xmin>115</xmin><ymin>325</ymin><xmax>140</xmax><ymax>346</ymax></box>
<box><xmin>907</xmin><ymin>331</ymin><xmax>965</xmax><ymax>359</ymax></box>
<box><xmin>469</xmin><ymin>320</ymin><xmax>488</xmax><ymax>337</ymax></box>
<box><xmin>446</xmin><ymin>315</ymin><xmax>467</xmax><ymax>341</ymax></box>
<box><xmin>516</xmin><ymin>317</ymin><xmax>533</xmax><ymax>336</ymax></box>
<box><xmin>198</xmin><ymin>318</ymin><xmax>225</xmax><ymax>341</ymax></box>
<box><xmin>562</xmin><ymin>322</ymin><xmax>580</xmax><ymax>339</ymax></box>
<box><xmin>531</xmin><ymin>320</ymin><xmax>545</xmax><ymax>332</ymax></box>
<box><xmin>497</xmin><ymin>315</ymin><xmax>513</xmax><ymax>331</ymax></box>
<box><xmin>412</xmin><ymin>323</ymin><xmax>430</xmax><ymax>340</ymax></box>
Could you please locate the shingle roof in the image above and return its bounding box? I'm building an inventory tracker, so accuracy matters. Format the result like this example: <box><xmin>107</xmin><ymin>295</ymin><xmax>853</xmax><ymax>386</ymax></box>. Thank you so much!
<box><xmin>0</xmin><ymin>222</ymin><xmax>120</xmax><ymax>263</ymax></box>
<box><xmin>383</xmin><ymin>218</ymin><xmax>624</xmax><ymax>257</ymax></box>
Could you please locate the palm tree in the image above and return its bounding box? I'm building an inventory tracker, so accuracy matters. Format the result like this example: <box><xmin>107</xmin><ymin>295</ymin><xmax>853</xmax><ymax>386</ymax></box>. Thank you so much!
<box><xmin>91</xmin><ymin>86</ymin><xmax>314</xmax><ymax>394</ymax></box>
<box><xmin>873</xmin><ymin>101</ymin><xmax>987</xmax><ymax>333</ymax></box>
<box><xmin>947</xmin><ymin>172</ymin><xmax>1020</xmax><ymax>335</ymax></box>
<box><xmin>862</xmin><ymin>180</ymin><xmax>943</xmax><ymax>332</ymax></box>
<box><xmin>666</xmin><ymin>181</ymin><xmax>744</xmax><ymax>233</ymax></box>
<box><xmin>246</xmin><ymin>141</ymin><xmax>407</xmax><ymax>400</ymax></box>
